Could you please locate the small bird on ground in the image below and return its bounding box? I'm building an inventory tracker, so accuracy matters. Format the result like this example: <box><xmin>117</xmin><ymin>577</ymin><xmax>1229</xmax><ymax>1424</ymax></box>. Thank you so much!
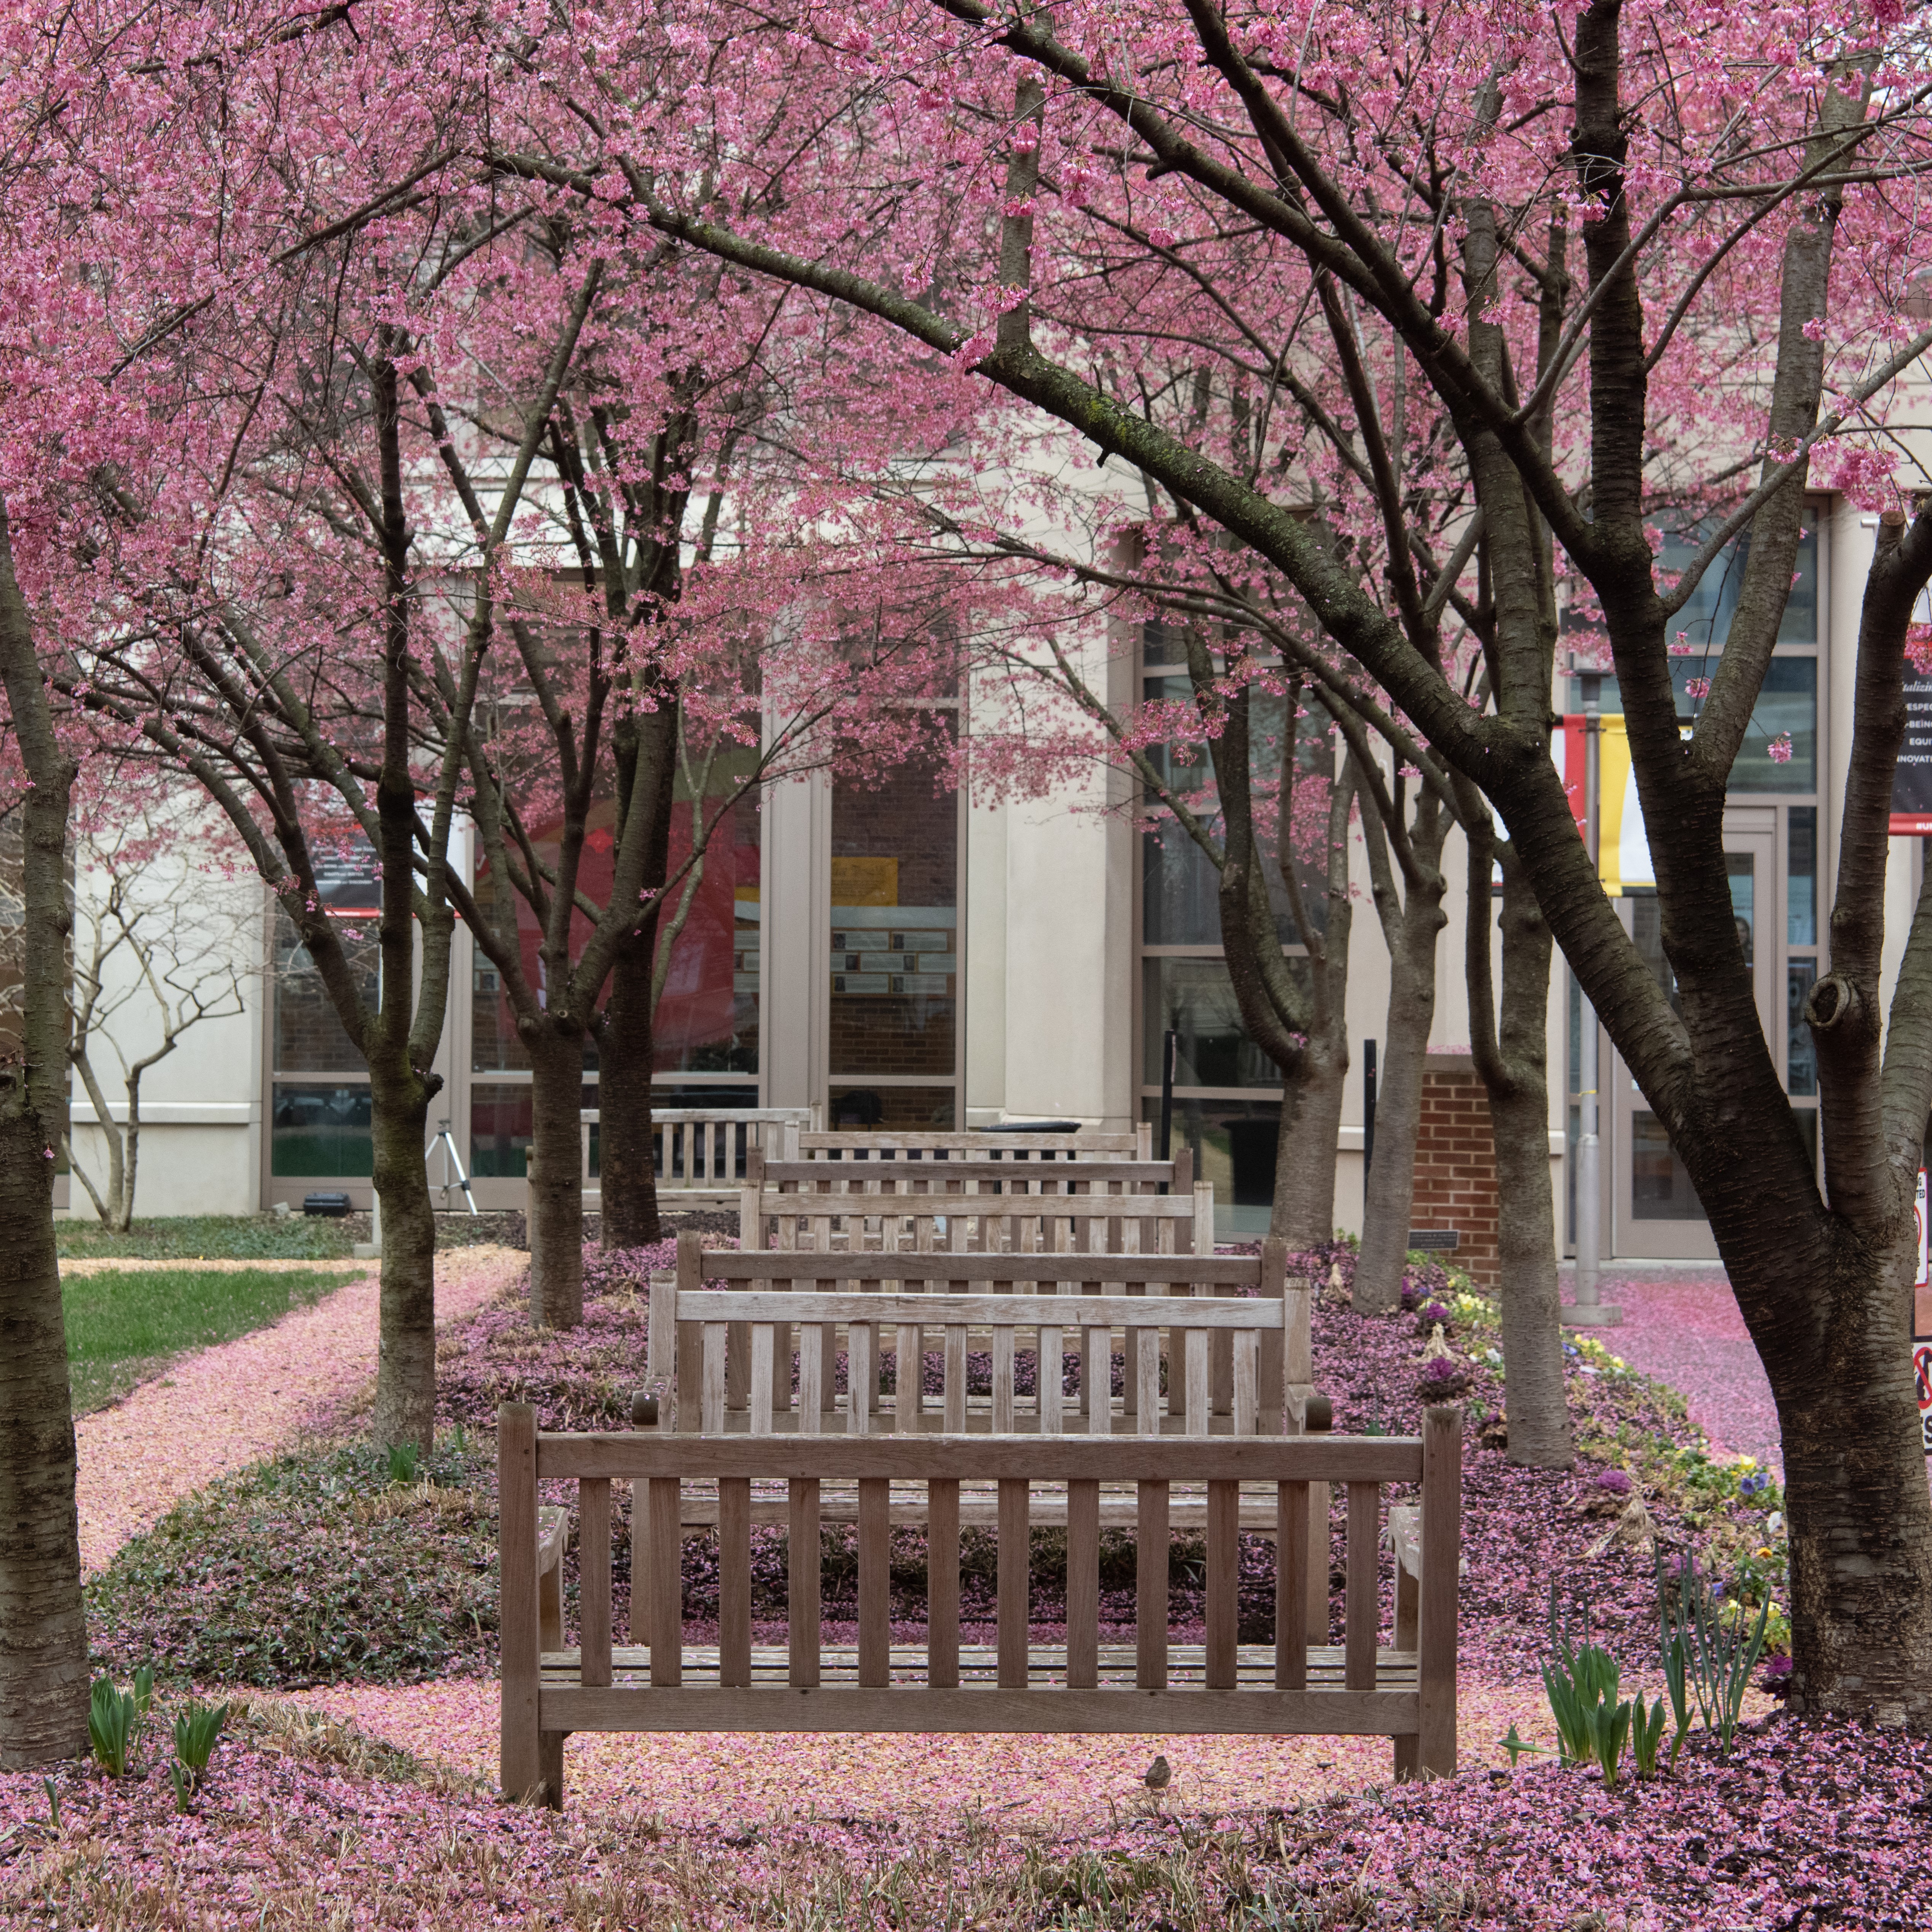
<box><xmin>1144</xmin><ymin>1755</ymin><xmax>1171</xmax><ymax>1795</ymax></box>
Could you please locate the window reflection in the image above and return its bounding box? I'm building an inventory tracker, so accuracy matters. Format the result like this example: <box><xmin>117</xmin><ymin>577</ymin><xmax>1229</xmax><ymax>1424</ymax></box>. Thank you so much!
<box><xmin>1632</xmin><ymin>1111</ymin><xmax>1707</xmax><ymax>1220</ymax></box>
<box><xmin>1788</xmin><ymin>962</ymin><xmax>1818</xmax><ymax>1097</ymax></box>
<box><xmin>1788</xmin><ymin>809</ymin><xmax>1817</xmax><ymax>946</ymax></box>
<box><xmin>1143</xmin><ymin>957</ymin><xmax>1306</xmax><ymax>1089</ymax></box>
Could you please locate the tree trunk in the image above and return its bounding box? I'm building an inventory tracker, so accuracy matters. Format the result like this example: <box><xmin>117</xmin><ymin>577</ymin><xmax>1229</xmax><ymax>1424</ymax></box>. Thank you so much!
<box><xmin>1486</xmin><ymin>863</ymin><xmax>1573</xmax><ymax>1469</ymax></box>
<box><xmin>1353</xmin><ymin>881</ymin><xmax>1446</xmax><ymax>1314</ymax></box>
<box><xmin>0</xmin><ymin>1102</ymin><xmax>86</xmax><ymax>1769</ymax></box>
<box><xmin>367</xmin><ymin>1062</ymin><xmax>438</xmax><ymax>1455</ymax></box>
<box><xmin>597</xmin><ymin>933</ymin><xmax>664</xmax><ymax>1250</ymax></box>
<box><xmin>117</xmin><ymin>1068</ymin><xmax>143</xmax><ymax>1233</ymax></box>
<box><xmin>1270</xmin><ymin>1015</ymin><xmax>1347</xmax><ymax>1250</ymax></box>
<box><xmin>526</xmin><ymin>1028</ymin><xmax>586</xmax><ymax>1326</ymax></box>
<box><xmin>1776</xmin><ymin>1221</ymin><xmax>1932</xmax><ymax>1721</ymax></box>
<box><xmin>0</xmin><ymin>490</ymin><xmax>88</xmax><ymax>1766</ymax></box>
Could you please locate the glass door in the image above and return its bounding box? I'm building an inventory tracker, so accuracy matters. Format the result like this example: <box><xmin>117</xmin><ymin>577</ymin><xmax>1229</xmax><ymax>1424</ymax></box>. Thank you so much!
<box><xmin>1607</xmin><ymin>812</ymin><xmax>1776</xmax><ymax>1259</ymax></box>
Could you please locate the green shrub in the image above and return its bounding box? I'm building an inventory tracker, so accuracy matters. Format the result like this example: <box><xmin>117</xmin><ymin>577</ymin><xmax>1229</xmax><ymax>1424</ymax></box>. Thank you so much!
<box><xmin>87</xmin><ymin>1438</ymin><xmax>498</xmax><ymax>1688</ymax></box>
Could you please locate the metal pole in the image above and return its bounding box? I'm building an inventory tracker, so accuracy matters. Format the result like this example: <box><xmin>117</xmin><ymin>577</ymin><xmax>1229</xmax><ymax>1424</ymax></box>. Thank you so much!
<box><xmin>1571</xmin><ymin>706</ymin><xmax>1620</xmax><ymax>1326</ymax></box>
<box><xmin>1363</xmin><ymin>1038</ymin><xmax>1377</xmax><ymax>1180</ymax></box>
<box><xmin>1159</xmin><ymin>1029</ymin><xmax>1177</xmax><ymax>1165</ymax></box>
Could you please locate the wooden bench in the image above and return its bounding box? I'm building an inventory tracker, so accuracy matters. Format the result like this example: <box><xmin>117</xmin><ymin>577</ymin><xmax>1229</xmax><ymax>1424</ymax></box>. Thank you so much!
<box><xmin>798</xmin><ymin>1125</ymin><xmax>1153</xmax><ymax>1162</ymax></box>
<box><xmin>741</xmin><ymin>1174</ymin><xmax>1217</xmax><ymax>1260</ymax></box>
<box><xmin>499</xmin><ymin>1405</ymin><xmax>1463</xmax><ymax>1808</ymax></box>
<box><xmin>579</xmin><ymin>1106</ymin><xmax>817</xmax><ymax>1202</ymax></box>
<box><xmin>751</xmin><ymin>1151</ymin><xmax>1192</xmax><ymax>1196</ymax></box>
<box><xmin>649</xmin><ymin>1235</ymin><xmax>1304</xmax><ymax>1440</ymax></box>
<box><xmin>643</xmin><ymin>1235</ymin><xmax>1330</xmax><ymax>1602</ymax></box>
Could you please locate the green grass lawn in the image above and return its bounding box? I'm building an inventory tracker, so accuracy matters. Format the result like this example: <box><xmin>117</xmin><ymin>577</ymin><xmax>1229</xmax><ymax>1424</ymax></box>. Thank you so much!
<box><xmin>57</xmin><ymin>1213</ymin><xmax>357</xmax><ymax>1262</ymax></box>
<box><xmin>64</xmin><ymin>1264</ymin><xmax>358</xmax><ymax>1415</ymax></box>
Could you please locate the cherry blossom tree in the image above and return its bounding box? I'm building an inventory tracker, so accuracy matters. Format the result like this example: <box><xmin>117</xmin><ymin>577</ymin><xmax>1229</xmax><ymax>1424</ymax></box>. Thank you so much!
<box><xmin>41</xmin><ymin>3</ymin><xmax>575</xmax><ymax>1454</ymax></box>
<box><xmin>494</xmin><ymin>0</ymin><xmax>1932</xmax><ymax>1707</ymax></box>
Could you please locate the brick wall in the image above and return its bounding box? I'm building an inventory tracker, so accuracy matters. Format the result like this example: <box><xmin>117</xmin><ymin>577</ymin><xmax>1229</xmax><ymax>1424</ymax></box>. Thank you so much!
<box><xmin>1409</xmin><ymin>1066</ymin><xmax>1501</xmax><ymax>1289</ymax></box>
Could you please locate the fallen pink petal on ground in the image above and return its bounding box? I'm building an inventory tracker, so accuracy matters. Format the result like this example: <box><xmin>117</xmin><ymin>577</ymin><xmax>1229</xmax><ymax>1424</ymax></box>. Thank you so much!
<box><xmin>279</xmin><ymin>1673</ymin><xmax>1638</xmax><ymax>1828</ymax></box>
<box><xmin>1566</xmin><ymin>1269</ymin><xmax>1782</xmax><ymax>1472</ymax></box>
<box><xmin>75</xmin><ymin>1246</ymin><xmax>525</xmax><ymax>1574</ymax></box>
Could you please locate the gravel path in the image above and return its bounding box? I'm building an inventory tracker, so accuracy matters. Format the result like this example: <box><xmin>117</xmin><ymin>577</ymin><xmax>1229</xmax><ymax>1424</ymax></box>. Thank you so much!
<box><xmin>75</xmin><ymin>1246</ymin><xmax>526</xmax><ymax>1574</ymax></box>
<box><xmin>285</xmin><ymin>1672</ymin><xmax>1713</xmax><ymax>1824</ymax></box>
<box><xmin>1563</xmin><ymin>1268</ymin><xmax>1783</xmax><ymax>1473</ymax></box>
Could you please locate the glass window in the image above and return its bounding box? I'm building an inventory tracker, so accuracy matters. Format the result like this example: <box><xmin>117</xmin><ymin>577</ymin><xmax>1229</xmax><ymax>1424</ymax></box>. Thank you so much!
<box><xmin>1140</xmin><ymin>1096</ymin><xmax>1280</xmax><ymax>1234</ymax></box>
<box><xmin>1631</xmin><ymin>1110</ymin><xmax>1707</xmax><ymax>1220</ymax></box>
<box><xmin>470</xmin><ymin>1085</ymin><xmax>533</xmax><ymax>1178</ymax></box>
<box><xmin>273</xmin><ymin>912</ymin><xmax>377</xmax><ymax>1072</ymax></box>
<box><xmin>470</xmin><ymin>921</ymin><xmax>528</xmax><ymax>1072</ymax></box>
<box><xmin>1728</xmin><ymin>855</ymin><xmax>1755</xmax><ymax>967</ymax></box>
<box><xmin>1729</xmin><ymin>658</ymin><xmax>1816</xmax><ymax>793</ymax></box>
<box><xmin>828</xmin><ymin>1085</ymin><xmax>957</xmax><ymax>1130</ymax></box>
<box><xmin>1143</xmin><ymin>956</ymin><xmax>1305</xmax><ymax>1089</ymax></box>
<box><xmin>1140</xmin><ymin>676</ymin><xmax>1323</xmax><ymax>945</ymax></box>
<box><xmin>1788</xmin><ymin>808</ymin><xmax>1817</xmax><ymax>946</ymax></box>
<box><xmin>1568</xmin><ymin>658</ymin><xmax>1815</xmax><ymax>792</ymax></box>
<box><xmin>1659</xmin><ymin>521</ymin><xmax>1817</xmax><ymax>650</ymax></box>
<box><xmin>1788</xmin><ymin>961</ymin><xmax>1818</xmax><ymax>1097</ymax></box>
<box><xmin>1143</xmin><ymin>816</ymin><xmax>1224</xmax><ymax>946</ymax></box>
<box><xmin>271</xmin><ymin>1084</ymin><xmax>373</xmax><ymax>1177</ymax></box>
<box><xmin>471</xmin><ymin>762</ymin><xmax>764</xmax><ymax>1078</ymax></box>
<box><xmin>829</xmin><ymin>727</ymin><xmax>957</xmax><ymax>1082</ymax></box>
<box><xmin>655</xmin><ymin>765</ymin><xmax>762</xmax><ymax>1075</ymax></box>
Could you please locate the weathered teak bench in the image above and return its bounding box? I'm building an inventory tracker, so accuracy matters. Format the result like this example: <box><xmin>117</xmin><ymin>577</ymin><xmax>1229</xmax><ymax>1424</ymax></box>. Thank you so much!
<box><xmin>798</xmin><ymin>1125</ymin><xmax>1154</xmax><ymax>1162</ymax></box>
<box><xmin>649</xmin><ymin>1234</ymin><xmax>1301</xmax><ymax>1441</ymax></box>
<box><xmin>643</xmin><ymin>1235</ymin><xmax>1329</xmax><ymax>1605</ymax></box>
<box><xmin>499</xmin><ymin>1405</ymin><xmax>1463</xmax><ymax>1808</ymax></box>
<box><xmin>751</xmin><ymin>1149</ymin><xmax>1194</xmax><ymax>1198</ymax></box>
<box><xmin>742</xmin><ymin>1173</ymin><xmax>1217</xmax><ymax>1261</ymax></box>
<box><xmin>578</xmin><ymin>1106</ymin><xmax>817</xmax><ymax>1200</ymax></box>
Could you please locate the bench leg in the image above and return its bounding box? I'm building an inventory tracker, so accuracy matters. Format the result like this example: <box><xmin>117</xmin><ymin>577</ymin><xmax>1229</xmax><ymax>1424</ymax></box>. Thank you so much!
<box><xmin>1393</xmin><ymin>1734</ymin><xmax>1419</xmax><ymax>1783</ymax></box>
<box><xmin>539</xmin><ymin>1729</ymin><xmax>565</xmax><ymax>1811</ymax></box>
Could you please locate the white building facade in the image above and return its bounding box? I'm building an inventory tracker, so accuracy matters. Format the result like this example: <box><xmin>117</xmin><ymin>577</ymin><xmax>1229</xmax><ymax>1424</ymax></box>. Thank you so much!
<box><xmin>64</xmin><ymin>495</ymin><xmax>1915</xmax><ymax>1266</ymax></box>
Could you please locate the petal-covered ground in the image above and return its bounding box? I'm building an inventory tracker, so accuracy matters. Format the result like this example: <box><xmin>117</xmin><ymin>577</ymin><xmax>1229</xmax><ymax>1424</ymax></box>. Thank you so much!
<box><xmin>276</xmin><ymin>1674</ymin><xmax>1605</xmax><ymax>1827</ymax></box>
<box><xmin>37</xmin><ymin>1234</ymin><xmax>1846</xmax><ymax>1931</ymax></box>
<box><xmin>1566</xmin><ymin>1268</ymin><xmax>1781</xmax><ymax>1471</ymax></box>
<box><xmin>74</xmin><ymin>1246</ymin><xmax>524</xmax><ymax>1573</ymax></box>
<box><xmin>0</xmin><ymin>1704</ymin><xmax>1919</xmax><ymax>1930</ymax></box>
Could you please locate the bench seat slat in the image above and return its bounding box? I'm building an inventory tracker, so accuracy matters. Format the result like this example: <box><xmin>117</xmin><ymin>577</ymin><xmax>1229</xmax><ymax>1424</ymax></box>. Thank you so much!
<box><xmin>540</xmin><ymin>1684</ymin><xmax>1419</xmax><ymax>1736</ymax></box>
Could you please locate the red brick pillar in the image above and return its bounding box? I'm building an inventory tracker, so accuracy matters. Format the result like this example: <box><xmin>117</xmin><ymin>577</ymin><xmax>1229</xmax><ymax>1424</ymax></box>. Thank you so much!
<box><xmin>1408</xmin><ymin>1063</ymin><xmax>1501</xmax><ymax>1290</ymax></box>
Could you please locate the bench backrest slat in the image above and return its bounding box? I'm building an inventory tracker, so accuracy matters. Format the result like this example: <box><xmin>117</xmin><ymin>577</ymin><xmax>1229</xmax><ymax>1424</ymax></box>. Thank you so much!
<box><xmin>676</xmin><ymin>1289</ymin><xmax>1286</xmax><ymax>1329</ymax></box>
<box><xmin>756</xmin><ymin>1157</ymin><xmax>1187</xmax><ymax>1193</ymax></box>
<box><xmin>743</xmin><ymin>1176</ymin><xmax>1214</xmax><ymax>1260</ymax></box>
<box><xmin>798</xmin><ymin>1125</ymin><xmax>1151</xmax><ymax>1160</ymax></box>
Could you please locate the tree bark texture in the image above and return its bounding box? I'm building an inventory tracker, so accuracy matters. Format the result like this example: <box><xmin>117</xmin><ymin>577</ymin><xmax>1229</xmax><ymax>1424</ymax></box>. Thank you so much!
<box><xmin>1258</xmin><ymin>763</ymin><xmax>1355</xmax><ymax>1250</ymax></box>
<box><xmin>1270</xmin><ymin>1028</ymin><xmax>1347</xmax><ymax>1249</ymax></box>
<box><xmin>597</xmin><ymin>703</ymin><xmax>678</xmax><ymax>1251</ymax></box>
<box><xmin>597</xmin><ymin>932</ymin><xmax>664</xmax><ymax>1250</ymax></box>
<box><xmin>526</xmin><ymin>1026</ymin><xmax>587</xmax><ymax>1326</ymax></box>
<box><xmin>367</xmin><ymin>1057</ymin><xmax>438</xmax><ymax>1453</ymax></box>
<box><xmin>1467</xmin><ymin>819</ymin><xmax>1573</xmax><ymax>1470</ymax></box>
<box><xmin>0</xmin><ymin>491</ymin><xmax>88</xmax><ymax>1767</ymax></box>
